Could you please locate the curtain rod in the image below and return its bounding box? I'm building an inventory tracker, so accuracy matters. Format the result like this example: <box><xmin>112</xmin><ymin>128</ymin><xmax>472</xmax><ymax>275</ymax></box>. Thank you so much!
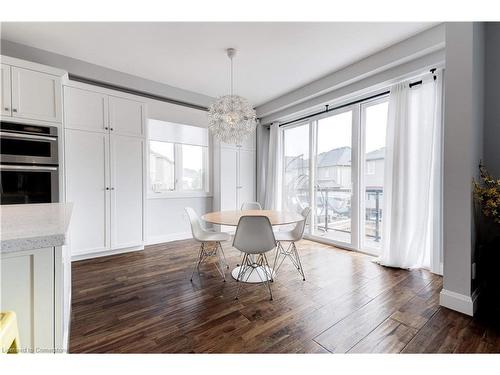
<box><xmin>278</xmin><ymin>69</ymin><xmax>437</xmax><ymax>128</ymax></box>
<box><xmin>68</xmin><ymin>74</ymin><xmax>209</xmax><ymax>112</ymax></box>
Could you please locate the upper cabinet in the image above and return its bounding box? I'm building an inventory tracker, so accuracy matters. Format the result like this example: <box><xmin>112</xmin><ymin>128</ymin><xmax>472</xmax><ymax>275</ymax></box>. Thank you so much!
<box><xmin>1</xmin><ymin>64</ymin><xmax>12</xmax><ymax>117</ymax></box>
<box><xmin>64</xmin><ymin>86</ymin><xmax>108</xmax><ymax>132</ymax></box>
<box><xmin>10</xmin><ymin>67</ymin><xmax>62</xmax><ymax>123</ymax></box>
<box><xmin>109</xmin><ymin>96</ymin><xmax>145</xmax><ymax>137</ymax></box>
<box><xmin>64</xmin><ymin>86</ymin><xmax>145</xmax><ymax>137</ymax></box>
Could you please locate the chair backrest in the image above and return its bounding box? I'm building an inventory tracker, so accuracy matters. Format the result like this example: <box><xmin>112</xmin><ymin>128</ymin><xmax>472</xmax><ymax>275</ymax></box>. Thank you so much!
<box><xmin>185</xmin><ymin>207</ymin><xmax>206</xmax><ymax>242</ymax></box>
<box><xmin>233</xmin><ymin>216</ymin><xmax>276</xmax><ymax>254</ymax></box>
<box><xmin>290</xmin><ymin>206</ymin><xmax>312</xmax><ymax>241</ymax></box>
<box><xmin>240</xmin><ymin>201</ymin><xmax>262</xmax><ymax>210</ymax></box>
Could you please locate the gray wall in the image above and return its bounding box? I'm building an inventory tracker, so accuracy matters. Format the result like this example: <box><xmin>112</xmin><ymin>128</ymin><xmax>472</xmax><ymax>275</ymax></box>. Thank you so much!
<box><xmin>484</xmin><ymin>23</ymin><xmax>500</xmax><ymax>177</ymax></box>
<box><xmin>442</xmin><ymin>22</ymin><xmax>484</xmax><ymax>301</ymax></box>
<box><xmin>0</xmin><ymin>39</ymin><xmax>214</xmax><ymax>109</ymax></box>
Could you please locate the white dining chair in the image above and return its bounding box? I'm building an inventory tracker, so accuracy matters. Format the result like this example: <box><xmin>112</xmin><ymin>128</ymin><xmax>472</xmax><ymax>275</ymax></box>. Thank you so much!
<box><xmin>273</xmin><ymin>207</ymin><xmax>311</xmax><ymax>281</ymax></box>
<box><xmin>185</xmin><ymin>207</ymin><xmax>230</xmax><ymax>282</ymax></box>
<box><xmin>240</xmin><ymin>201</ymin><xmax>262</xmax><ymax>210</ymax></box>
<box><xmin>233</xmin><ymin>216</ymin><xmax>276</xmax><ymax>300</ymax></box>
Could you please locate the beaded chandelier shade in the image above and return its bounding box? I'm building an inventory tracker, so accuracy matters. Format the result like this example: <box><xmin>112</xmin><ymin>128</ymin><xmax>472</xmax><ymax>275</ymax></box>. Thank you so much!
<box><xmin>208</xmin><ymin>48</ymin><xmax>257</xmax><ymax>144</ymax></box>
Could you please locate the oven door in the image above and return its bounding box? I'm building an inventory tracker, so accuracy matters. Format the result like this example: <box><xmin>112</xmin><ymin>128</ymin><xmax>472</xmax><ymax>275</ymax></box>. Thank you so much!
<box><xmin>0</xmin><ymin>131</ymin><xmax>58</xmax><ymax>165</ymax></box>
<box><xmin>0</xmin><ymin>164</ymin><xmax>59</xmax><ymax>204</ymax></box>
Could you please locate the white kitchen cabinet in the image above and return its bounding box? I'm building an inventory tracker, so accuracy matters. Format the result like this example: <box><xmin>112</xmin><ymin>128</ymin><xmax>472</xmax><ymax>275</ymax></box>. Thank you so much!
<box><xmin>1</xmin><ymin>247</ymin><xmax>55</xmax><ymax>353</ymax></box>
<box><xmin>215</xmin><ymin>134</ymin><xmax>257</xmax><ymax>213</ymax></box>
<box><xmin>238</xmin><ymin>148</ymin><xmax>257</xmax><ymax>207</ymax></box>
<box><xmin>64</xmin><ymin>130</ymin><xmax>110</xmax><ymax>256</ymax></box>
<box><xmin>1</xmin><ymin>64</ymin><xmax>11</xmax><ymax>116</ymax></box>
<box><xmin>109</xmin><ymin>96</ymin><xmax>145</xmax><ymax>137</ymax></box>
<box><xmin>64</xmin><ymin>130</ymin><xmax>144</xmax><ymax>258</ymax></box>
<box><xmin>220</xmin><ymin>147</ymin><xmax>239</xmax><ymax>211</ymax></box>
<box><xmin>110</xmin><ymin>135</ymin><xmax>144</xmax><ymax>249</ymax></box>
<box><xmin>63</xmin><ymin>86</ymin><xmax>108</xmax><ymax>132</ymax></box>
<box><xmin>10</xmin><ymin>67</ymin><xmax>62</xmax><ymax>123</ymax></box>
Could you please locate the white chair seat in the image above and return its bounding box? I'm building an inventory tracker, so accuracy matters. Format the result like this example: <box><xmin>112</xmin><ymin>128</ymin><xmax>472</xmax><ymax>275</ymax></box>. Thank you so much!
<box><xmin>195</xmin><ymin>231</ymin><xmax>231</xmax><ymax>242</ymax></box>
<box><xmin>274</xmin><ymin>230</ymin><xmax>297</xmax><ymax>242</ymax></box>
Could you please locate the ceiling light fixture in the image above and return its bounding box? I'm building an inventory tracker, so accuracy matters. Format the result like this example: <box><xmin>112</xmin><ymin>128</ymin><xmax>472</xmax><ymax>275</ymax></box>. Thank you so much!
<box><xmin>208</xmin><ymin>48</ymin><xmax>257</xmax><ymax>144</ymax></box>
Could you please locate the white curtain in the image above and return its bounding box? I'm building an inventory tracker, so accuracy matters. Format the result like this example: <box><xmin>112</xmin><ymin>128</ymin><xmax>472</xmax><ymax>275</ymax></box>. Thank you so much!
<box><xmin>379</xmin><ymin>72</ymin><xmax>443</xmax><ymax>272</ymax></box>
<box><xmin>264</xmin><ymin>122</ymin><xmax>282</xmax><ymax>210</ymax></box>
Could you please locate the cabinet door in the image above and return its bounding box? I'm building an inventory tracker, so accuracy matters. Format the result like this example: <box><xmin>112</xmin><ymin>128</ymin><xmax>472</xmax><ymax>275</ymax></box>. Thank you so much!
<box><xmin>65</xmin><ymin>129</ymin><xmax>110</xmax><ymax>256</ymax></box>
<box><xmin>109</xmin><ymin>96</ymin><xmax>144</xmax><ymax>137</ymax></box>
<box><xmin>11</xmin><ymin>67</ymin><xmax>62</xmax><ymax>123</ymax></box>
<box><xmin>64</xmin><ymin>86</ymin><xmax>108</xmax><ymax>132</ymax></box>
<box><xmin>220</xmin><ymin>147</ymin><xmax>238</xmax><ymax>211</ymax></box>
<box><xmin>1</xmin><ymin>64</ymin><xmax>11</xmax><ymax>116</ymax></box>
<box><xmin>238</xmin><ymin>149</ymin><xmax>256</xmax><ymax>207</ymax></box>
<box><xmin>110</xmin><ymin>135</ymin><xmax>144</xmax><ymax>249</ymax></box>
<box><xmin>1</xmin><ymin>248</ymin><xmax>55</xmax><ymax>353</ymax></box>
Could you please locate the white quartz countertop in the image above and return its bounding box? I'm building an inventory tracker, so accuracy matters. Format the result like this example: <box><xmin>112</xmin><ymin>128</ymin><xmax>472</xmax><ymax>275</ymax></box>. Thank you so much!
<box><xmin>1</xmin><ymin>203</ymin><xmax>73</xmax><ymax>253</ymax></box>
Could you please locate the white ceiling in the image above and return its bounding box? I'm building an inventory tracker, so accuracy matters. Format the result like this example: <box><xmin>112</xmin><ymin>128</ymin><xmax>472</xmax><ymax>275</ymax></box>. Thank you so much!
<box><xmin>1</xmin><ymin>22</ymin><xmax>437</xmax><ymax>106</ymax></box>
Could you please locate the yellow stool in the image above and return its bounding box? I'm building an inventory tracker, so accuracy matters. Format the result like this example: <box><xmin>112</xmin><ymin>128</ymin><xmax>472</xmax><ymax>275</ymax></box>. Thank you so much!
<box><xmin>1</xmin><ymin>311</ymin><xmax>21</xmax><ymax>354</ymax></box>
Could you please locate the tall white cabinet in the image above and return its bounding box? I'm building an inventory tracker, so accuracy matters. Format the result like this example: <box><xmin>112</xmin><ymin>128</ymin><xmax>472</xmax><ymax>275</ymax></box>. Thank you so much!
<box><xmin>214</xmin><ymin>134</ymin><xmax>257</xmax><ymax>216</ymax></box>
<box><xmin>63</xmin><ymin>85</ymin><xmax>145</xmax><ymax>259</ymax></box>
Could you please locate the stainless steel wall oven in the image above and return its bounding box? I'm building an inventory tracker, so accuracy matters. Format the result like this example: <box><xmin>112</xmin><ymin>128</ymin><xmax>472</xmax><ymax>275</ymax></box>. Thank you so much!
<box><xmin>1</xmin><ymin>122</ymin><xmax>59</xmax><ymax>204</ymax></box>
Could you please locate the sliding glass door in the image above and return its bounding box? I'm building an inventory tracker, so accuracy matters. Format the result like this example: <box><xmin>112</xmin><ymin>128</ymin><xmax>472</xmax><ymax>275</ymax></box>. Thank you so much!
<box><xmin>281</xmin><ymin>96</ymin><xmax>388</xmax><ymax>254</ymax></box>
<box><xmin>282</xmin><ymin>122</ymin><xmax>310</xmax><ymax>216</ymax></box>
<box><xmin>313</xmin><ymin>109</ymin><xmax>354</xmax><ymax>245</ymax></box>
<box><xmin>361</xmin><ymin>99</ymin><xmax>388</xmax><ymax>253</ymax></box>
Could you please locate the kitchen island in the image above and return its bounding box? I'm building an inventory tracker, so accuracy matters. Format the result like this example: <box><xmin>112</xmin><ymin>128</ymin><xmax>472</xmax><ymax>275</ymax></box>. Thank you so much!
<box><xmin>1</xmin><ymin>203</ymin><xmax>72</xmax><ymax>353</ymax></box>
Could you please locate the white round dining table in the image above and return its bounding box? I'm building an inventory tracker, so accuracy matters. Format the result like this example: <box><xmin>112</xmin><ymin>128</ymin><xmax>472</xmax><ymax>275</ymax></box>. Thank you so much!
<box><xmin>201</xmin><ymin>209</ymin><xmax>304</xmax><ymax>283</ymax></box>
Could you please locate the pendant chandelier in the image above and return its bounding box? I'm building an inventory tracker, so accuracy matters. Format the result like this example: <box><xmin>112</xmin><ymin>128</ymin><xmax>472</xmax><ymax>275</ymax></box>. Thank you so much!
<box><xmin>208</xmin><ymin>48</ymin><xmax>257</xmax><ymax>144</ymax></box>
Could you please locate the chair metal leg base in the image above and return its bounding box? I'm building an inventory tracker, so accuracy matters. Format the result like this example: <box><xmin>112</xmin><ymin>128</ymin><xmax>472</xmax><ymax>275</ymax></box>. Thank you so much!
<box><xmin>190</xmin><ymin>241</ymin><xmax>228</xmax><ymax>282</ymax></box>
<box><xmin>234</xmin><ymin>252</ymin><xmax>274</xmax><ymax>301</ymax></box>
<box><xmin>273</xmin><ymin>241</ymin><xmax>306</xmax><ymax>281</ymax></box>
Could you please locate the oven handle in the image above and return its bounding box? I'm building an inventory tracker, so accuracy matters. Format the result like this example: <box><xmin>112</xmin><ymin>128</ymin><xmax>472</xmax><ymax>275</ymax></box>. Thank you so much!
<box><xmin>1</xmin><ymin>164</ymin><xmax>58</xmax><ymax>171</ymax></box>
<box><xmin>0</xmin><ymin>131</ymin><xmax>57</xmax><ymax>142</ymax></box>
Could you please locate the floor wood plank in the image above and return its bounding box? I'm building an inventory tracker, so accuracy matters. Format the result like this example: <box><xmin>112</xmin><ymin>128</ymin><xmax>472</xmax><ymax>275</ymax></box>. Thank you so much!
<box><xmin>69</xmin><ymin>239</ymin><xmax>499</xmax><ymax>353</ymax></box>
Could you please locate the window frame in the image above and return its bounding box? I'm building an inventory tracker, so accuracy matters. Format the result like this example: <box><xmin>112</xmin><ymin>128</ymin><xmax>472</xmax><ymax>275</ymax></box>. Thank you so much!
<box><xmin>280</xmin><ymin>94</ymin><xmax>389</xmax><ymax>255</ymax></box>
<box><xmin>147</xmin><ymin>139</ymin><xmax>212</xmax><ymax>199</ymax></box>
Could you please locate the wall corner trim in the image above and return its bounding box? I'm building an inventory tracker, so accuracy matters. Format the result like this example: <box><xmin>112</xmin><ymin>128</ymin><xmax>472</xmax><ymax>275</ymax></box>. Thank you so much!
<box><xmin>439</xmin><ymin>288</ymin><xmax>479</xmax><ymax>316</ymax></box>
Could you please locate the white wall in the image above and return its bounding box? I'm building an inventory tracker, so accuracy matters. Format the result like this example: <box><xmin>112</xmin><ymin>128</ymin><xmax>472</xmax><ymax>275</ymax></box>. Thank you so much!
<box><xmin>146</xmin><ymin>197</ymin><xmax>212</xmax><ymax>244</ymax></box>
<box><xmin>440</xmin><ymin>22</ymin><xmax>485</xmax><ymax>316</ymax></box>
<box><xmin>144</xmin><ymin>98</ymin><xmax>213</xmax><ymax>245</ymax></box>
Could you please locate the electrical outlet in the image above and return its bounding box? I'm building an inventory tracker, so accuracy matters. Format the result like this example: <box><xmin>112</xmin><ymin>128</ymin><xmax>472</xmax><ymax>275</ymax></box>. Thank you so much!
<box><xmin>472</xmin><ymin>262</ymin><xmax>477</xmax><ymax>280</ymax></box>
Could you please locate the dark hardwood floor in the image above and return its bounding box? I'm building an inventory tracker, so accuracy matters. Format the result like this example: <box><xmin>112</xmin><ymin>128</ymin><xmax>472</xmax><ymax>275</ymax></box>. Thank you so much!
<box><xmin>69</xmin><ymin>239</ymin><xmax>500</xmax><ymax>353</ymax></box>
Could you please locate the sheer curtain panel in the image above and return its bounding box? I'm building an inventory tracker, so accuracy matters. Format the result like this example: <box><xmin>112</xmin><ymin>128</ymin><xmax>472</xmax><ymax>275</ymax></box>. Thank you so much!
<box><xmin>379</xmin><ymin>72</ymin><xmax>443</xmax><ymax>273</ymax></box>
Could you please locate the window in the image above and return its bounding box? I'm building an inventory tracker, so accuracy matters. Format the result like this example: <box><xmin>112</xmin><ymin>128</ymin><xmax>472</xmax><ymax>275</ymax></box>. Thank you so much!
<box><xmin>148</xmin><ymin>119</ymin><xmax>210</xmax><ymax>196</ymax></box>
<box><xmin>280</xmin><ymin>96</ymin><xmax>389</xmax><ymax>254</ymax></box>
<box><xmin>283</xmin><ymin>123</ymin><xmax>310</xmax><ymax>215</ymax></box>
<box><xmin>366</xmin><ymin>160</ymin><xmax>376</xmax><ymax>175</ymax></box>
<box><xmin>149</xmin><ymin>141</ymin><xmax>175</xmax><ymax>192</ymax></box>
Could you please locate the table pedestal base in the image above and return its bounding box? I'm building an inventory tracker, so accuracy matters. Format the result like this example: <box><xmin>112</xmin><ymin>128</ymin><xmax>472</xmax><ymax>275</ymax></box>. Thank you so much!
<box><xmin>231</xmin><ymin>265</ymin><xmax>274</xmax><ymax>283</ymax></box>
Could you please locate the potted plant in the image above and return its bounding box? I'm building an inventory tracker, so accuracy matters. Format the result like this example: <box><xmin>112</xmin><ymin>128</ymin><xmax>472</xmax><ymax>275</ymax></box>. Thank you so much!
<box><xmin>473</xmin><ymin>163</ymin><xmax>500</xmax><ymax>319</ymax></box>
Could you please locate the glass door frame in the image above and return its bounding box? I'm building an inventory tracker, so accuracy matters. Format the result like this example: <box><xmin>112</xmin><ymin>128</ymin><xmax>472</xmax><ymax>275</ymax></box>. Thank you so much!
<box><xmin>359</xmin><ymin>95</ymin><xmax>389</xmax><ymax>255</ymax></box>
<box><xmin>280</xmin><ymin>94</ymin><xmax>389</xmax><ymax>255</ymax></box>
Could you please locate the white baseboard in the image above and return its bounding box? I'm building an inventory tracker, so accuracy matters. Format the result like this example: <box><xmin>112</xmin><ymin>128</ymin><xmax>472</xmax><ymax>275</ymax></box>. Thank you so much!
<box><xmin>439</xmin><ymin>287</ymin><xmax>480</xmax><ymax>316</ymax></box>
<box><xmin>71</xmin><ymin>245</ymin><xmax>144</xmax><ymax>261</ymax></box>
<box><xmin>146</xmin><ymin>232</ymin><xmax>192</xmax><ymax>245</ymax></box>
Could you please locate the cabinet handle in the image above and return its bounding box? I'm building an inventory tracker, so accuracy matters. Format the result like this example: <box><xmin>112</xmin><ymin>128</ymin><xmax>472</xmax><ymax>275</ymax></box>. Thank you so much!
<box><xmin>110</xmin><ymin>128</ymin><xmax>114</xmax><ymax>131</ymax></box>
<box><xmin>4</xmin><ymin>107</ymin><xmax>9</xmax><ymax>111</ymax></box>
<box><xmin>111</xmin><ymin>187</ymin><xmax>115</xmax><ymax>190</ymax></box>
<box><xmin>106</xmin><ymin>187</ymin><xmax>110</xmax><ymax>190</ymax></box>
<box><xmin>12</xmin><ymin>108</ymin><xmax>17</xmax><ymax>113</ymax></box>
<box><xmin>104</xmin><ymin>127</ymin><xmax>109</xmax><ymax>130</ymax></box>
